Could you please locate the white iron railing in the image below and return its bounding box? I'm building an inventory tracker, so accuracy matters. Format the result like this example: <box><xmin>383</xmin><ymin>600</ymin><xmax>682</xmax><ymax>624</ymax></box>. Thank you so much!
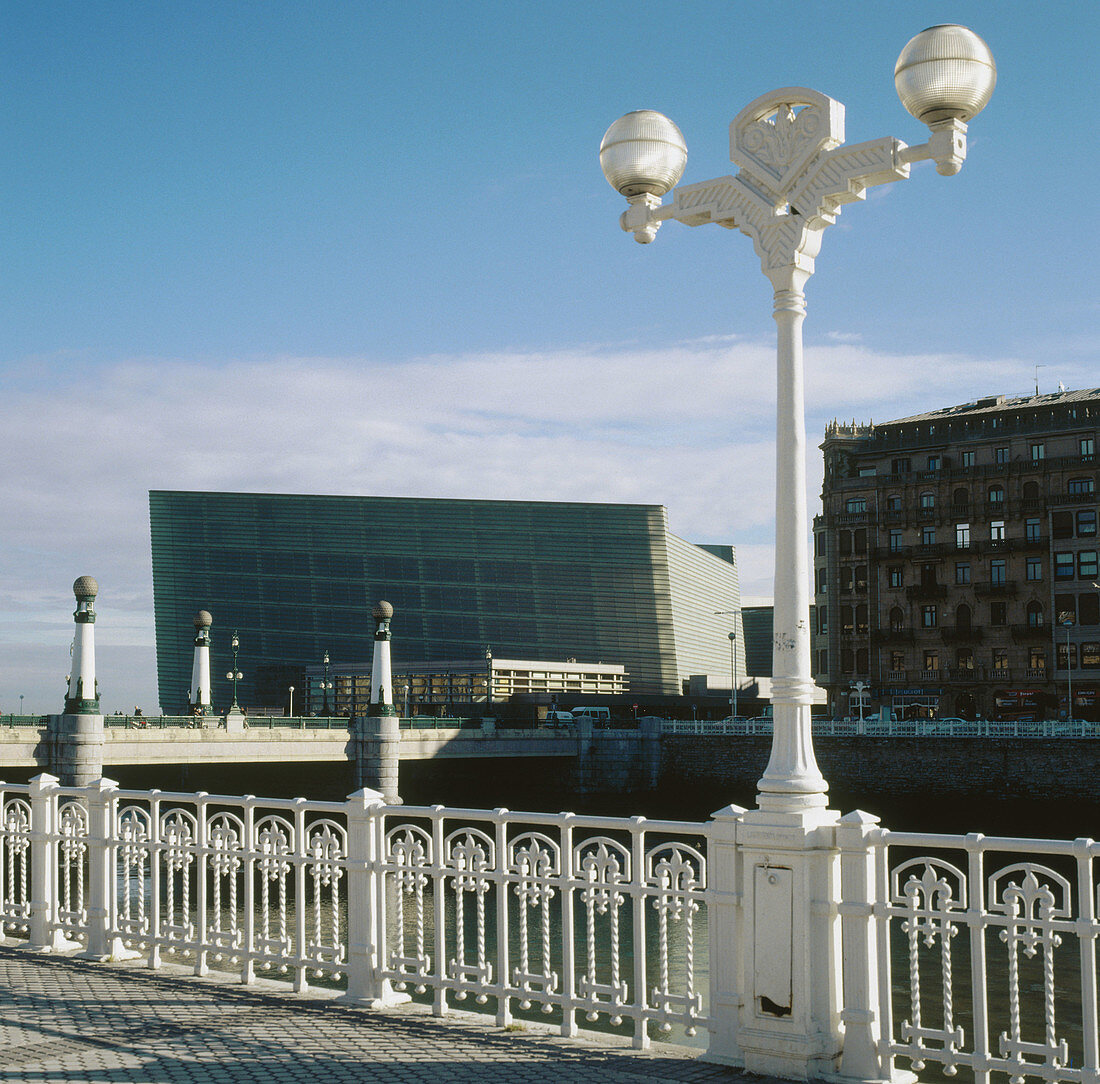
<box><xmin>869</xmin><ymin>829</ymin><xmax>1100</xmax><ymax>1084</ymax></box>
<box><xmin>1</xmin><ymin>773</ymin><xmax>1097</xmax><ymax>1082</ymax></box>
<box><xmin>662</xmin><ymin>718</ymin><xmax>1100</xmax><ymax>739</ymax></box>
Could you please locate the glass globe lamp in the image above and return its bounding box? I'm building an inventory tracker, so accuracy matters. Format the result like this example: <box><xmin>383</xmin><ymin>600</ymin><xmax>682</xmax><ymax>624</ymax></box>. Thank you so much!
<box><xmin>599</xmin><ymin>110</ymin><xmax>687</xmax><ymax>198</ymax></box>
<box><xmin>895</xmin><ymin>24</ymin><xmax>996</xmax><ymax>125</ymax></box>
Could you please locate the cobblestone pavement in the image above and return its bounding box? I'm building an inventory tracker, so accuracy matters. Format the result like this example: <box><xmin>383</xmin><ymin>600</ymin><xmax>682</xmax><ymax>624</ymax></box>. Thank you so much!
<box><xmin>0</xmin><ymin>945</ymin><xmax>769</xmax><ymax>1083</ymax></box>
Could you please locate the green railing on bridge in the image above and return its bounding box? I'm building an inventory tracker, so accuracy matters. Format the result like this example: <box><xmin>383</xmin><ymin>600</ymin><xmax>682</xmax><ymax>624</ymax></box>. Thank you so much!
<box><xmin>2</xmin><ymin>715</ymin><xmax>46</xmax><ymax>729</ymax></box>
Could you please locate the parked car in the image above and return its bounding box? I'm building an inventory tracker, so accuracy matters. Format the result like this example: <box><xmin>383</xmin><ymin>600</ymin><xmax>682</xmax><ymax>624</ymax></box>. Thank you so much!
<box><xmin>544</xmin><ymin>711</ymin><xmax>575</xmax><ymax>726</ymax></box>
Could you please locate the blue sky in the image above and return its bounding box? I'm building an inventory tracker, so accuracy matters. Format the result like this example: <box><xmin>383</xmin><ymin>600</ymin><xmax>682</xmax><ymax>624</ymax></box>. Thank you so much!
<box><xmin>1</xmin><ymin>2</ymin><xmax>1097</xmax><ymax>712</ymax></box>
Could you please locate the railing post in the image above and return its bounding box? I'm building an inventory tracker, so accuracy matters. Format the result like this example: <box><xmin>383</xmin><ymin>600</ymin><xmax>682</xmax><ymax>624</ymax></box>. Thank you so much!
<box><xmin>836</xmin><ymin>811</ymin><xmax>904</xmax><ymax>1082</ymax></box>
<box><xmin>82</xmin><ymin>777</ymin><xmax>142</xmax><ymax>962</ymax></box>
<box><xmin>704</xmin><ymin>802</ymin><xmax>746</xmax><ymax>1067</ymax></box>
<box><xmin>340</xmin><ymin>787</ymin><xmax>409</xmax><ymax>1007</ymax></box>
<box><xmin>27</xmin><ymin>773</ymin><xmax>79</xmax><ymax>952</ymax></box>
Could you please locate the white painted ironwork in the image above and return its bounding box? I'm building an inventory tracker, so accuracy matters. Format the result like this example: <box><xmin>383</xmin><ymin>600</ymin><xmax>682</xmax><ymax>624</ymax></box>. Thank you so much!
<box><xmin>873</xmin><ymin>830</ymin><xmax>1100</xmax><ymax>1083</ymax></box>
<box><xmin>3</xmin><ymin>774</ymin><xmax>1098</xmax><ymax>1081</ymax></box>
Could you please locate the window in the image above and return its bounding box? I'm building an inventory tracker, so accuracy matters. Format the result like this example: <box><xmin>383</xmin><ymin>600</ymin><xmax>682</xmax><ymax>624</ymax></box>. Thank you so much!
<box><xmin>920</xmin><ymin>492</ymin><xmax>935</xmax><ymax>509</ymax></box>
<box><xmin>1080</xmin><ymin>551</ymin><xmax>1098</xmax><ymax>579</ymax></box>
<box><xmin>856</xmin><ymin>647</ymin><xmax>869</xmax><ymax>672</ymax></box>
<box><xmin>841</xmin><ymin>605</ymin><xmax>854</xmax><ymax>635</ymax></box>
<box><xmin>922</xmin><ymin>606</ymin><xmax>938</xmax><ymax>628</ymax></box>
<box><xmin>887</xmin><ymin>494</ymin><xmax>902</xmax><ymax>510</ymax></box>
<box><xmin>856</xmin><ymin>604</ymin><xmax>869</xmax><ymax>635</ymax></box>
<box><xmin>1053</xmin><ymin>511</ymin><xmax>1074</xmax><ymax>540</ymax></box>
<box><xmin>1026</xmin><ymin>517</ymin><xmax>1042</xmax><ymax>542</ymax></box>
<box><xmin>841</xmin><ymin>648</ymin><xmax>855</xmax><ymax>674</ymax></box>
<box><xmin>956</xmin><ymin>647</ymin><xmax>974</xmax><ymax>670</ymax></box>
<box><xmin>1056</xmin><ymin>553</ymin><xmax>1075</xmax><ymax>579</ymax></box>
<box><xmin>817</xmin><ymin>608</ymin><xmax>828</xmax><ymax>635</ymax></box>
<box><xmin>889</xmin><ymin>606</ymin><xmax>905</xmax><ymax>632</ymax></box>
<box><xmin>816</xmin><ymin>649</ymin><xmax>828</xmax><ymax>673</ymax></box>
<box><xmin>1031</xmin><ymin>443</ymin><xmax>1045</xmax><ymax>461</ymax></box>
<box><xmin>988</xmin><ymin>485</ymin><xmax>1005</xmax><ymax>504</ymax></box>
<box><xmin>995</xmin><ymin>446</ymin><xmax>1009</xmax><ymax>464</ymax></box>
<box><xmin>990</xmin><ymin>601</ymin><xmax>1007</xmax><ymax>625</ymax></box>
<box><xmin>854</xmin><ymin>528</ymin><xmax>867</xmax><ymax>555</ymax></box>
<box><xmin>1026</xmin><ymin>556</ymin><xmax>1042</xmax><ymax>581</ymax></box>
<box><xmin>1057</xmin><ymin>642</ymin><xmax>1078</xmax><ymax>671</ymax></box>
<box><xmin>1078</xmin><ymin>510</ymin><xmax>1097</xmax><ymax>536</ymax></box>
<box><xmin>889</xmin><ymin>530</ymin><xmax>903</xmax><ymax>552</ymax></box>
<box><xmin>1083</xmin><ymin>642</ymin><xmax>1100</xmax><ymax>669</ymax></box>
<box><xmin>990</xmin><ymin>520</ymin><xmax>1005</xmax><ymax>542</ymax></box>
<box><xmin>962</xmin><ymin>450</ymin><xmax>976</xmax><ymax>467</ymax></box>
<box><xmin>956</xmin><ymin>562</ymin><xmax>971</xmax><ymax>585</ymax></box>
<box><xmin>921</xmin><ymin>527</ymin><xmax>936</xmax><ymax>546</ymax></box>
<box><xmin>1029</xmin><ymin>647</ymin><xmax>1046</xmax><ymax>671</ymax></box>
<box><xmin>889</xmin><ymin>566</ymin><xmax>903</xmax><ymax>588</ymax></box>
<box><xmin>956</xmin><ymin>603</ymin><xmax>972</xmax><ymax>630</ymax></box>
<box><xmin>845</xmin><ymin>497</ymin><xmax>867</xmax><ymax>513</ymax></box>
<box><xmin>891</xmin><ymin>457</ymin><xmax>911</xmax><ymax>475</ymax></box>
<box><xmin>991</xmin><ymin>559</ymin><xmax>1006</xmax><ymax>585</ymax></box>
<box><xmin>840</xmin><ymin>566</ymin><xmax>853</xmax><ymax>591</ymax></box>
<box><xmin>923</xmin><ymin>651</ymin><xmax>939</xmax><ymax>672</ymax></box>
<box><xmin>890</xmin><ymin>651</ymin><xmax>905</xmax><ymax>671</ymax></box>
<box><xmin>1069</xmin><ymin>477</ymin><xmax>1095</xmax><ymax>496</ymax></box>
<box><xmin>1081</xmin><ymin>594</ymin><xmax>1100</xmax><ymax>626</ymax></box>
<box><xmin>956</xmin><ymin>523</ymin><xmax>971</xmax><ymax>549</ymax></box>
<box><xmin>1082</xmin><ymin>437</ymin><xmax>1095</xmax><ymax>458</ymax></box>
<box><xmin>1026</xmin><ymin>601</ymin><xmax>1044</xmax><ymax>628</ymax></box>
<box><xmin>992</xmin><ymin>649</ymin><xmax>1009</xmax><ymax>671</ymax></box>
<box><xmin>928</xmin><ymin>455</ymin><xmax>941</xmax><ymax>471</ymax></box>
<box><xmin>1055</xmin><ymin>596</ymin><xmax>1076</xmax><ymax>625</ymax></box>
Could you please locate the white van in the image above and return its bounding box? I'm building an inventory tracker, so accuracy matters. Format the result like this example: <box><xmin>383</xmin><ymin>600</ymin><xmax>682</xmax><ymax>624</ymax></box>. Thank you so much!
<box><xmin>571</xmin><ymin>706</ymin><xmax>611</xmax><ymax>727</ymax></box>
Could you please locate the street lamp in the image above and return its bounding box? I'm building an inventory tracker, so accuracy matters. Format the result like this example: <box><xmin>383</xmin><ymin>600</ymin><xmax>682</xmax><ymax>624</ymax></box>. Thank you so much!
<box><xmin>1061</xmin><ymin>614</ymin><xmax>1075</xmax><ymax>724</ymax></box>
<box><xmin>319</xmin><ymin>650</ymin><xmax>334</xmax><ymax>715</ymax></box>
<box><xmin>601</xmin><ymin>25</ymin><xmax>994</xmax><ymax>815</ymax></box>
<box><xmin>19</xmin><ymin>694</ymin><xmax>24</xmax><ymax>715</ymax></box>
<box><xmin>225</xmin><ymin>630</ymin><xmax>243</xmax><ymax>712</ymax></box>
<box><xmin>715</xmin><ymin>610</ymin><xmax>742</xmax><ymax>719</ymax></box>
<box><xmin>288</xmin><ymin>685</ymin><xmax>295</xmax><ymax>718</ymax></box>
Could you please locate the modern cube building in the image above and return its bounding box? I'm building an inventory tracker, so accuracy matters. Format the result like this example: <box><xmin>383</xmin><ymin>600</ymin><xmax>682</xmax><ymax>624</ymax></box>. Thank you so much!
<box><xmin>150</xmin><ymin>491</ymin><xmax>741</xmax><ymax>713</ymax></box>
<box><xmin>814</xmin><ymin>388</ymin><xmax>1100</xmax><ymax>721</ymax></box>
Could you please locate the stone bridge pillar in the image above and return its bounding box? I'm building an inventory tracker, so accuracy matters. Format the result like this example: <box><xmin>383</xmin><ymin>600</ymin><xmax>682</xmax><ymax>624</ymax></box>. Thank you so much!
<box><xmin>54</xmin><ymin>576</ymin><xmax>105</xmax><ymax>787</ymax></box>
<box><xmin>352</xmin><ymin>601</ymin><xmax>400</xmax><ymax>802</ymax></box>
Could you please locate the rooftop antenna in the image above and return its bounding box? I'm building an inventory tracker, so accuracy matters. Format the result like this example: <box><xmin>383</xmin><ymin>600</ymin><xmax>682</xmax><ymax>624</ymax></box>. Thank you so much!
<box><xmin>1035</xmin><ymin>364</ymin><xmax>1045</xmax><ymax>396</ymax></box>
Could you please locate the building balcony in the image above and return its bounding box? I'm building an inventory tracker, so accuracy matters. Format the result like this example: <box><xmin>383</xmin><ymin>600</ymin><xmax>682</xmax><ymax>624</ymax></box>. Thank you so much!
<box><xmin>1047</xmin><ymin>490</ymin><xmax>1098</xmax><ymax>505</ymax></box>
<box><xmin>1026</xmin><ymin>667</ymin><xmax>1049</xmax><ymax>681</ymax></box>
<box><xmin>906</xmin><ymin>583</ymin><xmax>948</xmax><ymax>601</ymax></box>
<box><xmin>918</xmin><ymin>669</ymin><xmax>942</xmax><ymax>682</ymax></box>
<box><xmin>876</xmin><ymin>627</ymin><xmax>915</xmax><ymax>643</ymax></box>
<box><xmin>885</xmin><ymin>670</ymin><xmax>907</xmax><ymax>682</ymax></box>
<box><xmin>941</xmin><ymin>624</ymin><xmax>984</xmax><ymax>643</ymax></box>
<box><xmin>973</xmin><ymin>580</ymin><xmax>1019</xmax><ymax>598</ymax></box>
<box><xmin>1010</xmin><ymin>622</ymin><xmax>1049</xmax><ymax>642</ymax></box>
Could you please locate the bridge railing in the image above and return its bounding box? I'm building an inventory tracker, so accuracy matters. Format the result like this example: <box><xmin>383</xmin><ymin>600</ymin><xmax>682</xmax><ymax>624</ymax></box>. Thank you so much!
<box><xmin>1</xmin><ymin>774</ymin><xmax>1097</xmax><ymax>1079</ymax></box>
<box><xmin>1</xmin><ymin>715</ymin><xmax>47</xmax><ymax>729</ymax></box>
<box><xmin>660</xmin><ymin>718</ymin><xmax>1100</xmax><ymax>739</ymax></box>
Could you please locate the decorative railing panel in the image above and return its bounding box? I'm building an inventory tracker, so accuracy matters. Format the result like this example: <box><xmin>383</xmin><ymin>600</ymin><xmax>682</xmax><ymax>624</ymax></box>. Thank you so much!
<box><xmin>376</xmin><ymin>806</ymin><xmax>710</xmax><ymax>1045</ymax></box>
<box><xmin>873</xmin><ymin>831</ymin><xmax>1100</xmax><ymax>1083</ymax></box>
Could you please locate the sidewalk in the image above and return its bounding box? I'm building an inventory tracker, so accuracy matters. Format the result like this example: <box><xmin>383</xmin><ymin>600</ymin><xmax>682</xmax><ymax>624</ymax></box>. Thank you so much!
<box><xmin>0</xmin><ymin>945</ymin><xmax>763</xmax><ymax>1083</ymax></box>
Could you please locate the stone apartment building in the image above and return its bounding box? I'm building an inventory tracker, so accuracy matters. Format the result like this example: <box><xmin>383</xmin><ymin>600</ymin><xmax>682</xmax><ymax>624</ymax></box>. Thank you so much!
<box><xmin>813</xmin><ymin>388</ymin><xmax>1100</xmax><ymax>722</ymax></box>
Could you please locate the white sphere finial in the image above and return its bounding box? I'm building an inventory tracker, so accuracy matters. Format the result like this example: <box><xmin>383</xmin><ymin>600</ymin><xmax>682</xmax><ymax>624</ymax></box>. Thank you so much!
<box><xmin>895</xmin><ymin>24</ymin><xmax>996</xmax><ymax>125</ymax></box>
<box><xmin>599</xmin><ymin>110</ymin><xmax>687</xmax><ymax>198</ymax></box>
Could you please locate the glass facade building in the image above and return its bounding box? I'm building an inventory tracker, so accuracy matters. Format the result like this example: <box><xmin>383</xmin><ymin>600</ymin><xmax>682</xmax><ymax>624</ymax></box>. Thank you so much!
<box><xmin>150</xmin><ymin>491</ymin><xmax>741</xmax><ymax>713</ymax></box>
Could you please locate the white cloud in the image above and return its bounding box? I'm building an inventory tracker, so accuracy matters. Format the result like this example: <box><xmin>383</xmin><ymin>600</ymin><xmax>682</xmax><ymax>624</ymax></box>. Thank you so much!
<box><xmin>0</xmin><ymin>338</ymin><xmax>1058</xmax><ymax>712</ymax></box>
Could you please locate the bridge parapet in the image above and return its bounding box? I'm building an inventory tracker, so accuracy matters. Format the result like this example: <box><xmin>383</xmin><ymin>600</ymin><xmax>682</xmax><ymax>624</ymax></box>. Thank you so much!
<box><xmin>0</xmin><ymin>774</ymin><xmax>1093</xmax><ymax>1081</ymax></box>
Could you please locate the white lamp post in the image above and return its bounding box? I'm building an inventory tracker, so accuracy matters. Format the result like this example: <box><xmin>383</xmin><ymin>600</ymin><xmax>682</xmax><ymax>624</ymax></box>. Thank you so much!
<box><xmin>601</xmin><ymin>24</ymin><xmax>994</xmax><ymax>816</ymax></box>
<box><xmin>601</xmin><ymin>26</ymin><xmax>994</xmax><ymax>1078</ymax></box>
<box><xmin>288</xmin><ymin>685</ymin><xmax>295</xmax><ymax>718</ymax></box>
